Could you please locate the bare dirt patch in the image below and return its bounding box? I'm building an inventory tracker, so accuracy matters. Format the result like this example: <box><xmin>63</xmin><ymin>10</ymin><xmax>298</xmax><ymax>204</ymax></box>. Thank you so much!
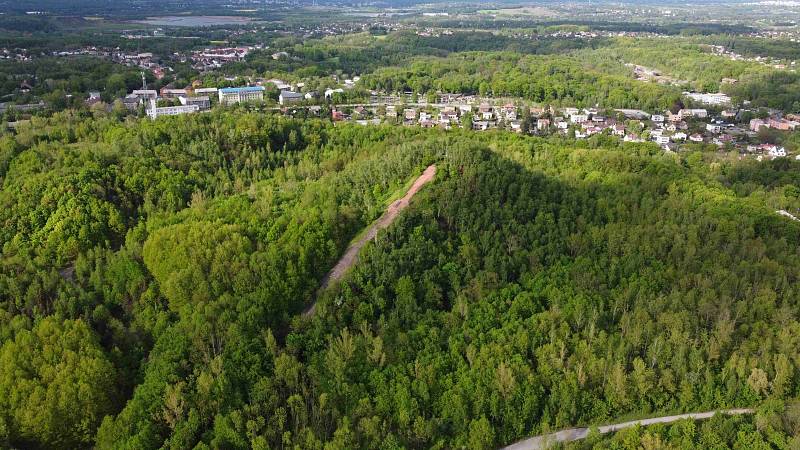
<box><xmin>303</xmin><ymin>164</ymin><xmax>437</xmax><ymax>317</ymax></box>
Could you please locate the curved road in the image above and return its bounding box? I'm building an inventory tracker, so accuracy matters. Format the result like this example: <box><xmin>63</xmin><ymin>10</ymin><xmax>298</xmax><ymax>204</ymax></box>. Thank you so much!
<box><xmin>302</xmin><ymin>164</ymin><xmax>437</xmax><ymax>317</ymax></box>
<box><xmin>501</xmin><ymin>408</ymin><xmax>754</xmax><ymax>450</ymax></box>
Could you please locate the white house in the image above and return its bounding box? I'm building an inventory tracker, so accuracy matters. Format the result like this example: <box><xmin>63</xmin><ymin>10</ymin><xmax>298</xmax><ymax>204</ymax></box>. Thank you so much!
<box><xmin>768</xmin><ymin>145</ymin><xmax>787</xmax><ymax>158</ymax></box>
<box><xmin>325</xmin><ymin>88</ymin><xmax>345</xmax><ymax>99</ymax></box>
<box><xmin>570</xmin><ymin>114</ymin><xmax>588</xmax><ymax>124</ymax></box>
<box><xmin>672</xmin><ymin>132</ymin><xmax>688</xmax><ymax>141</ymax></box>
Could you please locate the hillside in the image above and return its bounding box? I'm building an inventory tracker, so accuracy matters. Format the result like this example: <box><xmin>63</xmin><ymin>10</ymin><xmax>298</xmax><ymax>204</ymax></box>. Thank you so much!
<box><xmin>1</xmin><ymin>111</ymin><xmax>800</xmax><ymax>448</ymax></box>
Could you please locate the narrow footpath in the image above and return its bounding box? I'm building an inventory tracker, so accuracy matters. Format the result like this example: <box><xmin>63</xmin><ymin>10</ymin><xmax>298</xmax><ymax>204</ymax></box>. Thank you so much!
<box><xmin>302</xmin><ymin>164</ymin><xmax>437</xmax><ymax>317</ymax></box>
<box><xmin>501</xmin><ymin>408</ymin><xmax>754</xmax><ymax>450</ymax></box>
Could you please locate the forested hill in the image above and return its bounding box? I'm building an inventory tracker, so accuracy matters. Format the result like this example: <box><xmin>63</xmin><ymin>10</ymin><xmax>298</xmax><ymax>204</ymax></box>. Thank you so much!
<box><xmin>1</xmin><ymin>110</ymin><xmax>800</xmax><ymax>448</ymax></box>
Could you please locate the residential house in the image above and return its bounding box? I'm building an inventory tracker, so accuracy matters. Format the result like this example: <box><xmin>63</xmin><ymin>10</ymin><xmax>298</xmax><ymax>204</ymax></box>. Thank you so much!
<box><xmin>478</xmin><ymin>104</ymin><xmax>494</xmax><ymax>120</ymax></box>
<box><xmin>85</xmin><ymin>91</ymin><xmax>102</xmax><ymax>107</ymax></box>
<box><xmin>750</xmin><ymin>118</ymin><xmax>767</xmax><ymax>132</ymax></box>
<box><xmin>537</xmin><ymin>118</ymin><xmax>551</xmax><ymax>131</ymax></box>
<box><xmin>570</xmin><ymin>114</ymin><xmax>588</xmax><ymax>124</ymax></box>
<box><xmin>501</xmin><ymin>104</ymin><xmax>517</xmax><ymax>121</ymax></box>
<box><xmin>472</xmin><ymin>121</ymin><xmax>490</xmax><ymax>131</ymax></box>
<box><xmin>563</xmin><ymin>107</ymin><xmax>579</xmax><ymax>117</ymax></box>
<box><xmin>769</xmin><ymin>118</ymin><xmax>799</xmax><ymax>131</ymax></box>
<box><xmin>764</xmin><ymin>144</ymin><xmax>787</xmax><ymax>158</ymax></box>
<box><xmin>672</xmin><ymin>132</ymin><xmax>688</xmax><ymax>141</ymax></box>
<box><xmin>324</xmin><ymin>88</ymin><xmax>344</xmax><ymax>99</ymax></box>
<box><xmin>122</xmin><ymin>94</ymin><xmax>140</xmax><ymax>111</ymax></box>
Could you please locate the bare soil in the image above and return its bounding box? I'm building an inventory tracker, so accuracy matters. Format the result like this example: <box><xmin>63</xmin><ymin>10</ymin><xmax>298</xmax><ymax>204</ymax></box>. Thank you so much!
<box><xmin>302</xmin><ymin>164</ymin><xmax>437</xmax><ymax>317</ymax></box>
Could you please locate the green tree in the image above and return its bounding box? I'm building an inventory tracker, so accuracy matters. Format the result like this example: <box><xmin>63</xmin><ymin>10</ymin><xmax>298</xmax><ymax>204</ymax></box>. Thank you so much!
<box><xmin>0</xmin><ymin>317</ymin><xmax>118</xmax><ymax>448</ymax></box>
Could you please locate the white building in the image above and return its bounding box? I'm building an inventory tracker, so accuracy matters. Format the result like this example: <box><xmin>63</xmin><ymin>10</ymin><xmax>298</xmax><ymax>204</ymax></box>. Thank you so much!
<box><xmin>679</xmin><ymin>109</ymin><xmax>709</xmax><ymax>119</ymax></box>
<box><xmin>194</xmin><ymin>87</ymin><xmax>218</xmax><ymax>95</ymax></box>
<box><xmin>684</xmin><ymin>92</ymin><xmax>731</xmax><ymax>106</ymax></box>
<box><xmin>162</xmin><ymin>88</ymin><xmax>187</xmax><ymax>98</ymax></box>
<box><xmin>146</xmin><ymin>100</ymin><xmax>199</xmax><ymax>120</ymax></box>
<box><xmin>672</xmin><ymin>132</ymin><xmax>687</xmax><ymax>141</ymax></box>
<box><xmin>218</xmin><ymin>86</ymin><xmax>265</xmax><ymax>106</ymax></box>
<box><xmin>325</xmin><ymin>88</ymin><xmax>344</xmax><ymax>99</ymax></box>
<box><xmin>769</xmin><ymin>146</ymin><xmax>787</xmax><ymax>158</ymax></box>
<box><xmin>132</xmin><ymin>90</ymin><xmax>158</xmax><ymax>102</ymax></box>
<box><xmin>179</xmin><ymin>96</ymin><xmax>211</xmax><ymax>110</ymax></box>
<box><xmin>570</xmin><ymin>114</ymin><xmax>588</xmax><ymax>124</ymax></box>
<box><xmin>706</xmin><ymin>123</ymin><xmax>723</xmax><ymax>134</ymax></box>
<box><xmin>267</xmin><ymin>79</ymin><xmax>291</xmax><ymax>90</ymax></box>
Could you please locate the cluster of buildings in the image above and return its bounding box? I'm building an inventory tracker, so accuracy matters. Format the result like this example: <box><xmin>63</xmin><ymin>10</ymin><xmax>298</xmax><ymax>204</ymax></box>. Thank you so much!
<box><xmin>684</xmin><ymin>92</ymin><xmax>733</xmax><ymax>106</ymax></box>
<box><xmin>189</xmin><ymin>46</ymin><xmax>261</xmax><ymax>72</ymax></box>
<box><xmin>750</xmin><ymin>116</ymin><xmax>800</xmax><ymax>132</ymax></box>
<box><xmin>319</xmin><ymin>89</ymin><xmax>799</xmax><ymax>160</ymax></box>
<box><xmin>48</xmin><ymin>47</ymin><xmax>173</xmax><ymax>80</ymax></box>
<box><xmin>111</xmin><ymin>51</ymin><xmax>171</xmax><ymax>80</ymax></box>
<box><xmin>2</xmin><ymin>48</ymin><xmax>31</xmax><ymax>61</ymax></box>
<box><xmin>128</xmin><ymin>85</ymin><xmax>270</xmax><ymax>119</ymax></box>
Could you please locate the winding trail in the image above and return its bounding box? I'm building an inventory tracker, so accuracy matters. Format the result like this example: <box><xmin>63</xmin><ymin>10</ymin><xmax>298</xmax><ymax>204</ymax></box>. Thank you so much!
<box><xmin>302</xmin><ymin>164</ymin><xmax>437</xmax><ymax>317</ymax></box>
<box><xmin>501</xmin><ymin>408</ymin><xmax>754</xmax><ymax>450</ymax></box>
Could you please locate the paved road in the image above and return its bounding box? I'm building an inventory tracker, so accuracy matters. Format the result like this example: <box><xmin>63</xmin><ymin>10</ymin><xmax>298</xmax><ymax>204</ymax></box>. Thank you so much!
<box><xmin>777</xmin><ymin>210</ymin><xmax>800</xmax><ymax>222</ymax></box>
<box><xmin>502</xmin><ymin>408</ymin><xmax>754</xmax><ymax>450</ymax></box>
<box><xmin>302</xmin><ymin>165</ymin><xmax>437</xmax><ymax>317</ymax></box>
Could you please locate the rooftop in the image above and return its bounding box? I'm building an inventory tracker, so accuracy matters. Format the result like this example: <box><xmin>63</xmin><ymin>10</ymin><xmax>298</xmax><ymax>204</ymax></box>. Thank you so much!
<box><xmin>280</xmin><ymin>90</ymin><xmax>303</xmax><ymax>98</ymax></box>
<box><xmin>219</xmin><ymin>86</ymin><xmax>265</xmax><ymax>94</ymax></box>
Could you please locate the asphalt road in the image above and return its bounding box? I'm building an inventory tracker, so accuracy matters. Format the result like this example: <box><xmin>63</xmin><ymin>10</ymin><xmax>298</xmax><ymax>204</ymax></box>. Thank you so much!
<box><xmin>502</xmin><ymin>409</ymin><xmax>754</xmax><ymax>450</ymax></box>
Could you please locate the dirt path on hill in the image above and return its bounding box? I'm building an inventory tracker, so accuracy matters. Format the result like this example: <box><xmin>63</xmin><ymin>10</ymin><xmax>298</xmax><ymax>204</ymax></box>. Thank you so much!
<box><xmin>302</xmin><ymin>164</ymin><xmax>437</xmax><ymax>317</ymax></box>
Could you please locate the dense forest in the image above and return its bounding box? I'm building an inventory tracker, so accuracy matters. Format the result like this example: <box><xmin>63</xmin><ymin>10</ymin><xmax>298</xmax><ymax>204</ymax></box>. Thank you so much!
<box><xmin>2</xmin><ymin>107</ymin><xmax>800</xmax><ymax>448</ymax></box>
<box><xmin>231</xmin><ymin>31</ymin><xmax>604</xmax><ymax>81</ymax></box>
<box><xmin>362</xmin><ymin>52</ymin><xmax>682</xmax><ymax>110</ymax></box>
